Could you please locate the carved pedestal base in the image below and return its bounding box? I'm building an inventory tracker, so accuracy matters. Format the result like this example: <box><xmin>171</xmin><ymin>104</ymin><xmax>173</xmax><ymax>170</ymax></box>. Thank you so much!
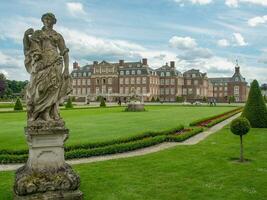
<box><xmin>125</xmin><ymin>102</ymin><xmax>145</xmax><ymax>112</ymax></box>
<box><xmin>14</xmin><ymin>121</ymin><xmax>83</xmax><ymax>200</ymax></box>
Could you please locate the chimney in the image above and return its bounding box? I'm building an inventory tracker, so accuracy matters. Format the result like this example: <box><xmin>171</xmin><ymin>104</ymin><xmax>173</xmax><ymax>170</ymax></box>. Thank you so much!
<box><xmin>73</xmin><ymin>61</ymin><xmax>79</xmax><ymax>69</ymax></box>
<box><xmin>170</xmin><ymin>61</ymin><xmax>175</xmax><ymax>68</ymax></box>
<box><xmin>119</xmin><ymin>59</ymin><xmax>124</xmax><ymax>65</ymax></box>
<box><xmin>93</xmin><ymin>61</ymin><xmax>98</xmax><ymax>65</ymax></box>
<box><xmin>142</xmin><ymin>58</ymin><xmax>148</xmax><ymax>65</ymax></box>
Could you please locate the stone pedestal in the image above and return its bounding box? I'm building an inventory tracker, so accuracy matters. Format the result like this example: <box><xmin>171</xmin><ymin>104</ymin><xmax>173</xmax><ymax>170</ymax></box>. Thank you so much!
<box><xmin>14</xmin><ymin>121</ymin><xmax>83</xmax><ymax>200</ymax></box>
<box><xmin>125</xmin><ymin>101</ymin><xmax>145</xmax><ymax>112</ymax></box>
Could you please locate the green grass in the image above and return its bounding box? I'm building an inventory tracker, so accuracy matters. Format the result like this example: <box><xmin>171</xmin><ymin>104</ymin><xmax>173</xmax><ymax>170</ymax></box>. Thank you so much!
<box><xmin>0</xmin><ymin>105</ymin><xmax>236</xmax><ymax>150</ymax></box>
<box><xmin>1</xmin><ymin>127</ymin><xmax>266</xmax><ymax>199</ymax></box>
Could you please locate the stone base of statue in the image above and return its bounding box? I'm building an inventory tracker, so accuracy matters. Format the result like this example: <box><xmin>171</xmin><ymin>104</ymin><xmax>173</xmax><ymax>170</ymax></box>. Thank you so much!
<box><xmin>125</xmin><ymin>101</ymin><xmax>145</xmax><ymax>112</ymax></box>
<box><xmin>13</xmin><ymin>120</ymin><xmax>83</xmax><ymax>200</ymax></box>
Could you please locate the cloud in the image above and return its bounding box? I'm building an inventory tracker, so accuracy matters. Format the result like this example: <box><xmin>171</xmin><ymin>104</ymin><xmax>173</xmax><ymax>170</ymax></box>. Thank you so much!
<box><xmin>174</xmin><ymin>0</ymin><xmax>213</xmax><ymax>5</ymax></box>
<box><xmin>169</xmin><ymin>36</ymin><xmax>197</xmax><ymax>49</ymax></box>
<box><xmin>225</xmin><ymin>0</ymin><xmax>267</xmax><ymax>7</ymax></box>
<box><xmin>233</xmin><ymin>33</ymin><xmax>248</xmax><ymax>46</ymax></box>
<box><xmin>217</xmin><ymin>39</ymin><xmax>230</xmax><ymax>47</ymax></box>
<box><xmin>178</xmin><ymin>48</ymin><xmax>213</xmax><ymax>60</ymax></box>
<box><xmin>248</xmin><ymin>15</ymin><xmax>267</xmax><ymax>27</ymax></box>
<box><xmin>66</xmin><ymin>2</ymin><xmax>86</xmax><ymax>16</ymax></box>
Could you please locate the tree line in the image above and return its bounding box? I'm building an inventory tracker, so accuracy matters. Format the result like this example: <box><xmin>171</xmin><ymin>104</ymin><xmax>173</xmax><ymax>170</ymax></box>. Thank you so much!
<box><xmin>0</xmin><ymin>73</ymin><xmax>28</xmax><ymax>100</ymax></box>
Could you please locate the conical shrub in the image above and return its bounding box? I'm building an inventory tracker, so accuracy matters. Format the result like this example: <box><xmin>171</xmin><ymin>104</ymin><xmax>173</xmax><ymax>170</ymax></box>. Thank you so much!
<box><xmin>242</xmin><ymin>80</ymin><xmax>267</xmax><ymax>128</ymax></box>
<box><xmin>14</xmin><ymin>98</ymin><xmax>23</xmax><ymax>111</ymax></box>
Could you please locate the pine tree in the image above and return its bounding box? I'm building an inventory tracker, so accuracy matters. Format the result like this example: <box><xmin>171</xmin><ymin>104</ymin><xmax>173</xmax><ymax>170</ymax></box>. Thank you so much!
<box><xmin>242</xmin><ymin>80</ymin><xmax>267</xmax><ymax>128</ymax></box>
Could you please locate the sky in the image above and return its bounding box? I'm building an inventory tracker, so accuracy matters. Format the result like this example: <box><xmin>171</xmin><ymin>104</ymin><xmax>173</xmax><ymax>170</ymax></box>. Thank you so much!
<box><xmin>0</xmin><ymin>0</ymin><xmax>267</xmax><ymax>84</ymax></box>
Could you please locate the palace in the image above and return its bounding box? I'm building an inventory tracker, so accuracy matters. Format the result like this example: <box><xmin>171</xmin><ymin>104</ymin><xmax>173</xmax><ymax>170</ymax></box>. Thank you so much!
<box><xmin>71</xmin><ymin>58</ymin><xmax>249</xmax><ymax>103</ymax></box>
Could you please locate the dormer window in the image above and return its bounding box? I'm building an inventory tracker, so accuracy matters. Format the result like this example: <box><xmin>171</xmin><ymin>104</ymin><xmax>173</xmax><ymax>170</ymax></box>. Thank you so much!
<box><xmin>235</xmin><ymin>77</ymin><xmax>239</xmax><ymax>82</ymax></box>
<box><xmin>132</xmin><ymin>70</ymin><xmax>136</xmax><ymax>75</ymax></box>
<box><xmin>126</xmin><ymin>70</ymin><xmax>130</xmax><ymax>75</ymax></box>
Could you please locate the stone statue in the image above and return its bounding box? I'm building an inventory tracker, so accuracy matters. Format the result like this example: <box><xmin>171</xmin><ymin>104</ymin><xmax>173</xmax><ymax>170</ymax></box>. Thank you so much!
<box><xmin>14</xmin><ymin>13</ymin><xmax>83</xmax><ymax>200</ymax></box>
<box><xmin>23</xmin><ymin>13</ymin><xmax>72</xmax><ymax>122</ymax></box>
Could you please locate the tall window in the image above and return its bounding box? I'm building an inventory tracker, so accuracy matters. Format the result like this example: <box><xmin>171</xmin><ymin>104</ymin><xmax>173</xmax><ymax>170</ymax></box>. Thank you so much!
<box><xmin>142</xmin><ymin>77</ymin><xmax>147</xmax><ymax>84</ymax></box>
<box><xmin>234</xmin><ymin>85</ymin><xmax>240</xmax><ymax>95</ymax></box>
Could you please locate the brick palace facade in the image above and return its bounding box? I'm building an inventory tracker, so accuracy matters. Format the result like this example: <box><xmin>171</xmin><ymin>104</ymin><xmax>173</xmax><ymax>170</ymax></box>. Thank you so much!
<box><xmin>71</xmin><ymin>58</ymin><xmax>249</xmax><ymax>102</ymax></box>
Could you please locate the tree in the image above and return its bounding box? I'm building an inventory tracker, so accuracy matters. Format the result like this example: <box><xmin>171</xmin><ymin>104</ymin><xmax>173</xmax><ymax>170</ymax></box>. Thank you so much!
<box><xmin>156</xmin><ymin>97</ymin><xmax>160</xmax><ymax>102</ymax></box>
<box><xmin>176</xmin><ymin>96</ymin><xmax>184</xmax><ymax>103</ymax></box>
<box><xmin>14</xmin><ymin>98</ymin><xmax>23</xmax><ymax>111</ymax></box>
<box><xmin>0</xmin><ymin>73</ymin><xmax>6</xmax><ymax>97</ymax></box>
<box><xmin>230</xmin><ymin>117</ymin><xmax>250</xmax><ymax>162</ymax></box>
<box><xmin>151</xmin><ymin>97</ymin><xmax>155</xmax><ymax>102</ymax></box>
<box><xmin>100</xmin><ymin>97</ymin><xmax>106</xmax><ymax>107</ymax></box>
<box><xmin>228</xmin><ymin>96</ymin><xmax>235</xmax><ymax>104</ymax></box>
<box><xmin>242</xmin><ymin>80</ymin><xmax>267</xmax><ymax>128</ymax></box>
<box><xmin>65</xmin><ymin>97</ymin><xmax>73</xmax><ymax>109</ymax></box>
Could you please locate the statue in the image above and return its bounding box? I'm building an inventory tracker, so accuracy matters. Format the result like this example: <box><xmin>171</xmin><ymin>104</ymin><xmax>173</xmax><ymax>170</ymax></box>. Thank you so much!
<box><xmin>23</xmin><ymin>13</ymin><xmax>72</xmax><ymax>123</ymax></box>
<box><xmin>125</xmin><ymin>88</ymin><xmax>145</xmax><ymax>112</ymax></box>
<box><xmin>14</xmin><ymin>13</ymin><xmax>83</xmax><ymax>200</ymax></box>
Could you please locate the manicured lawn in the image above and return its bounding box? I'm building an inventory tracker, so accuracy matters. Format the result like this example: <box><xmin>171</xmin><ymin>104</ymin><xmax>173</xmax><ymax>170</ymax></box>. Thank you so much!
<box><xmin>1</xmin><ymin>126</ymin><xmax>266</xmax><ymax>199</ymax></box>
<box><xmin>0</xmin><ymin>105</ymin><xmax>236</xmax><ymax>150</ymax></box>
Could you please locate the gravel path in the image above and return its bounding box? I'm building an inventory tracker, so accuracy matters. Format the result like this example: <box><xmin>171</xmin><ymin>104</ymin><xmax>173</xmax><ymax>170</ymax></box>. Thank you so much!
<box><xmin>0</xmin><ymin>113</ymin><xmax>241</xmax><ymax>172</ymax></box>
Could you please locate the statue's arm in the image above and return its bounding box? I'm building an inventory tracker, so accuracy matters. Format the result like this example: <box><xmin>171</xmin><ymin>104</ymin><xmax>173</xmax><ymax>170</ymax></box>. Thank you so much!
<box><xmin>58</xmin><ymin>34</ymin><xmax>69</xmax><ymax>76</ymax></box>
<box><xmin>23</xmin><ymin>28</ymin><xmax>34</xmax><ymax>55</ymax></box>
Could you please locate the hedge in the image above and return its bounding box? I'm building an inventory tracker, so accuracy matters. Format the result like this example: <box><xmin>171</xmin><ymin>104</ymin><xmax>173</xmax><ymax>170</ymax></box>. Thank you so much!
<box><xmin>189</xmin><ymin>107</ymin><xmax>243</xmax><ymax>127</ymax></box>
<box><xmin>166</xmin><ymin>127</ymin><xmax>203</xmax><ymax>142</ymax></box>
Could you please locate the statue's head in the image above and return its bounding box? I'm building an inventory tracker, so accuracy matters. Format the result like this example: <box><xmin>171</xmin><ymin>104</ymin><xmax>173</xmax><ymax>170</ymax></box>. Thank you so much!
<box><xmin>41</xmin><ymin>13</ymin><xmax>57</xmax><ymax>28</ymax></box>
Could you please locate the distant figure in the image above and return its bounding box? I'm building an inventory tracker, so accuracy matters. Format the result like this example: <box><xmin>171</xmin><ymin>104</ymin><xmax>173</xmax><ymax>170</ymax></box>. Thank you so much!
<box><xmin>213</xmin><ymin>98</ymin><xmax>217</xmax><ymax>106</ymax></box>
<box><xmin>118</xmin><ymin>99</ymin><xmax>121</xmax><ymax>106</ymax></box>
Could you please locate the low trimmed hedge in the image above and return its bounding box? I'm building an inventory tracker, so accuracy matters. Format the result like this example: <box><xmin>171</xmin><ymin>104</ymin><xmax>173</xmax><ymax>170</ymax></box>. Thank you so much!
<box><xmin>166</xmin><ymin>127</ymin><xmax>203</xmax><ymax>142</ymax></box>
<box><xmin>189</xmin><ymin>107</ymin><xmax>243</xmax><ymax>127</ymax></box>
<box><xmin>205</xmin><ymin>110</ymin><xmax>241</xmax><ymax>127</ymax></box>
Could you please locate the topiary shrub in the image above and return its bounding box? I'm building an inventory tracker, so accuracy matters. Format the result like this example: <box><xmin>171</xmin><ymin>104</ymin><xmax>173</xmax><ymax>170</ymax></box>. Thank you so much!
<box><xmin>176</xmin><ymin>96</ymin><xmax>184</xmax><ymax>103</ymax></box>
<box><xmin>65</xmin><ymin>97</ymin><xmax>73</xmax><ymax>109</ymax></box>
<box><xmin>100</xmin><ymin>97</ymin><xmax>106</xmax><ymax>107</ymax></box>
<box><xmin>151</xmin><ymin>97</ymin><xmax>155</xmax><ymax>102</ymax></box>
<box><xmin>14</xmin><ymin>98</ymin><xmax>23</xmax><ymax>111</ymax></box>
<box><xmin>230</xmin><ymin>117</ymin><xmax>250</xmax><ymax>162</ymax></box>
<box><xmin>156</xmin><ymin>97</ymin><xmax>160</xmax><ymax>102</ymax></box>
<box><xmin>242</xmin><ymin>80</ymin><xmax>267</xmax><ymax>128</ymax></box>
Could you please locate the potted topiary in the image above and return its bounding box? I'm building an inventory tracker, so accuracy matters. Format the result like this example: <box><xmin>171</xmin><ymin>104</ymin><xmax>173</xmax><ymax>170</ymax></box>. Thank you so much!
<box><xmin>230</xmin><ymin>117</ymin><xmax>251</xmax><ymax>162</ymax></box>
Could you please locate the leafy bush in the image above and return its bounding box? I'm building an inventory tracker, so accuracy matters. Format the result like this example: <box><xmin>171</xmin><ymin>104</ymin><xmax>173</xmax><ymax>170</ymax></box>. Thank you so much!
<box><xmin>230</xmin><ymin>117</ymin><xmax>251</xmax><ymax>162</ymax></box>
<box><xmin>151</xmin><ymin>97</ymin><xmax>156</xmax><ymax>102</ymax></box>
<box><xmin>65</xmin><ymin>97</ymin><xmax>73</xmax><ymax>109</ymax></box>
<box><xmin>176</xmin><ymin>96</ymin><xmax>184</xmax><ymax>103</ymax></box>
<box><xmin>100</xmin><ymin>97</ymin><xmax>106</xmax><ymax>107</ymax></box>
<box><xmin>14</xmin><ymin>98</ymin><xmax>23</xmax><ymax>111</ymax></box>
<box><xmin>242</xmin><ymin>80</ymin><xmax>267</xmax><ymax>128</ymax></box>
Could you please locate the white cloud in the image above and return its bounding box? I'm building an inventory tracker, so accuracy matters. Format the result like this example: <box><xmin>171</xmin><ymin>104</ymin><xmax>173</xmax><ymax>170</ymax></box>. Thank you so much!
<box><xmin>248</xmin><ymin>15</ymin><xmax>267</xmax><ymax>27</ymax></box>
<box><xmin>217</xmin><ymin>39</ymin><xmax>230</xmax><ymax>47</ymax></box>
<box><xmin>169</xmin><ymin>36</ymin><xmax>197</xmax><ymax>49</ymax></box>
<box><xmin>226</xmin><ymin>0</ymin><xmax>267</xmax><ymax>7</ymax></box>
<box><xmin>225</xmin><ymin>0</ymin><xmax>239</xmax><ymax>7</ymax></box>
<box><xmin>66</xmin><ymin>2</ymin><xmax>86</xmax><ymax>16</ymax></box>
<box><xmin>233</xmin><ymin>33</ymin><xmax>248</xmax><ymax>46</ymax></box>
<box><xmin>174</xmin><ymin>0</ymin><xmax>213</xmax><ymax>5</ymax></box>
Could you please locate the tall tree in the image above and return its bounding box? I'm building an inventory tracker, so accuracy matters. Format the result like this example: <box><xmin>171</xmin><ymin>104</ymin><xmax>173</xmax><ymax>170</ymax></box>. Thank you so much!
<box><xmin>0</xmin><ymin>73</ymin><xmax>6</xmax><ymax>97</ymax></box>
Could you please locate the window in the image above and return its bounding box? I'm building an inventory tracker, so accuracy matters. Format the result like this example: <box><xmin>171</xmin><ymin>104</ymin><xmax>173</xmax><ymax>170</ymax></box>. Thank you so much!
<box><xmin>137</xmin><ymin>77</ymin><xmax>141</xmax><ymax>84</ymax></box>
<box><xmin>161</xmin><ymin>72</ymin><xmax>164</xmax><ymax>77</ymax></box>
<box><xmin>72</xmin><ymin>88</ymin><xmax>76</xmax><ymax>95</ymax></box>
<box><xmin>102</xmin><ymin>79</ymin><xmax>106</xmax><ymax>84</ymax></box>
<box><xmin>96</xmin><ymin>79</ymin><xmax>100</xmax><ymax>85</ymax></box>
<box><xmin>87</xmin><ymin>79</ymin><xmax>91</xmax><ymax>85</ymax></box>
<box><xmin>125</xmin><ymin>87</ymin><xmax>129</xmax><ymax>94</ymax></box>
<box><xmin>137</xmin><ymin>64</ymin><xmax>140</xmax><ymax>67</ymax></box>
<box><xmin>82</xmin><ymin>79</ymin><xmax>87</xmax><ymax>85</ymax></box>
<box><xmin>165</xmin><ymin>88</ymin><xmax>169</xmax><ymax>95</ymax></box>
<box><xmin>77</xmin><ymin>88</ymin><xmax>81</xmax><ymax>95</ymax></box>
<box><xmin>125</xmin><ymin>78</ymin><xmax>129</xmax><ymax>84</ymax></box>
<box><xmin>183</xmin><ymin>88</ymin><xmax>187</xmax><ymax>95</ymax></box>
<box><xmin>120</xmin><ymin>87</ymin><xmax>123</xmax><ymax>94</ymax></box>
<box><xmin>96</xmin><ymin>87</ymin><xmax>100</xmax><ymax>94</ymax></box>
<box><xmin>120</xmin><ymin>71</ymin><xmax>124</xmax><ymax>75</ymax></box>
<box><xmin>219</xmin><ymin>87</ymin><xmax>223</xmax><ymax>91</ymax></box>
<box><xmin>188</xmin><ymin>88</ymin><xmax>193</xmax><ymax>95</ymax></box>
<box><xmin>72</xmin><ymin>79</ymin><xmax>76</xmax><ymax>86</ymax></box>
<box><xmin>108</xmin><ymin>87</ymin><xmax>112</xmax><ymax>94</ymax></box>
<box><xmin>108</xmin><ymin>78</ymin><xmax>112</xmax><ymax>84</ymax></box>
<box><xmin>137</xmin><ymin>70</ymin><xmax>141</xmax><ymax>75</ymax></box>
<box><xmin>119</xmin><ymin>78</ymin><xmax>123</xmax><ymax>84</ymax></box>
<box><xmin>131</xmin><ymin>78</ymin><xmax>135</xmax><ymax>84</ymax></box>
<box><xmin>171</xmin><ymin>79</ymin><xmax>175</xmax><ymax>85</ymax></box>
<box><xmin>196</xmin><ymin>88</ymin><xmax>200</xmax><ymax>95</ymax></box>
<box><xmin>160</xmin><ymin>88</ymin><xmax>164</xmax><ymax>95</ymax></box>
<box><xmin>102</xmin><ymin>86</ymin><xmax>106</xmax><ymax>93</ymax></box>
<box><xmin>126</xmin><ymin>70</ymin><xmax>130</xmax><ymax>75</ymax></box>
<box><xmin>234</xmin><ymin>85</ymin><xmax>239</xmax><ymax>95</ymax></box>
<box><xmin>235</xmin><ymin>77</ymin><xmax>239</xmax><ymax>82</ymax></box>
<box><xmin>83</xmin><ymin>72</ymin><xmax>87</xmax><ymax>77</ymax></box>
<box><xmin>82</xmin><ymin>88</ymin><xmax>86</xmax><ymax>95</ymax></box>
<box><xmin>165</xmin><ymin>79</ymin><xmax>170</xmax><ymax>85</ymax></box>
<box><xmin>137</xmin><ymin>87</ymin><xmax>141</xmax><ymax>94</ymax></box>
<box><xmin>192</xmin><ymin>74</ymin><xmax>196</xmax><ymax>78</ymax></box>
<box><xmin>77</xmin><ymin>79</ymin><xmax>81</xmax><ymax>86</ymax></box>
<box><xmin>214</xmin><ymin>87</ymin><xmax>217</xmax><ymax>91</ymax></box>
<box><xmin>187</xmin><ymin>80</ymin><xmax>191</xmax><ymax>85</ymax></box>
<box><xmin>131</xmin><ymin>70</ymin><xmax>135</xmax><ymax>75</ymax></box>
<box><xmin>142</xmin><ymin>87</ymin><xmax>147</xmax><ymax>94</ymax></box>
<box><xmin>142</xmin><ymin>77</ymin><xmax>147</xmax><ymax>84</ymax></box>
<box><xmin>224</xmin><ymin>87</ymin><xmax>228</xmax><ymax>90</ymax></box>
<box><xmin>171</xmin><ymin>88</ymin><xmax>175</xmax><ymax>95</ymax></box>
<box><xmin>194</xmin><ymin>80</ymin><xmax>198</xmax><ymax>85</ymax></box>
<box><xmin>160</xmin><ymin>79</ymin><xmax>164</xmax><ymax>85</ymax></box>
<box><xmin>166</xmin><ymin>72</ymin><xmax>170</xmax><ymax>76</ymax></box>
